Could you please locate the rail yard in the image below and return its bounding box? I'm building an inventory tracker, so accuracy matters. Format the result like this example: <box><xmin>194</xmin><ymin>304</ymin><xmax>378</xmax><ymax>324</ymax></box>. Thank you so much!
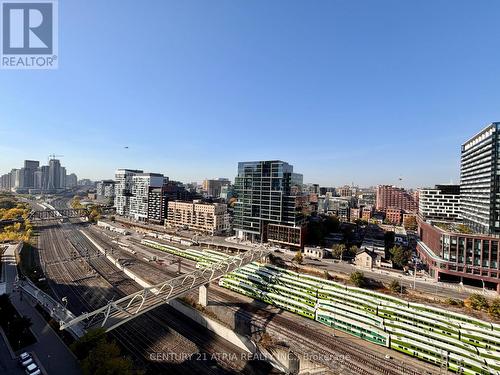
<box><xmin>26</xmin><ymin>198</ymin><xmax>497</xmax><ymax>375</ymax></box>
<box><xmin>34</xmin><ymin>200</ymin><xmax>273</xmax><ymax>374</ymax></box>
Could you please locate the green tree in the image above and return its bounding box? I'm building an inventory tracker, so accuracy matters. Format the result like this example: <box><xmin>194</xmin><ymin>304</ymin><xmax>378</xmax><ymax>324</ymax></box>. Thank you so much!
<box><xmin>389</xmin><ymin>246</ymin><xmax>411</xmax><ymax>269</ymax></box>
<box><xmin>71</xmin><ymin>328</ymin><xmax>107</xmax><ymax>360</ymax></box>
<box><xmin>466</xmin><ymin>294</ymin><xmax>489</xmax><ymax>311</ymax></box>
<box><xmin>324</xmin><ymin>215</ymin><xmax>340</xmax><ymax>234</ymax></box>
<box><xmin>403</xmin><ymin>215</ymin><xmax>418</xmax><ymax>231</ymax></box>
<box><xmin>305</xmin><ymin>221</ymin><xmax>324</xmax><ymax>245</ymax></box>
<box><xmin>348</xmin><ymin>245</ymin><xmax>359</xmax><ymax>258</ymax></box>
<box><xmin>488</xmin><ymin>298</ymin><xmax>500</xmax><ymax>319</ymax></box>
<box><xmin>332</xmin><ymin>244</ymin><xmax>346</xmax><ymax>261</ymax></box>
<box><xmin>81</xmin><ymin>340</ymin><xmax>135</xmax><ymax>375</ymax></box>
<box><xmin>0</xmin><ymin>198</ymin><xmax>16</xmax><ymax>210</ymax></box>
<box><xmin>292</xmin><ymin>251</ymin><xmax>303</xmax><ymax>265</ymax></box>
<box><xmin>72</xmin><ymin>329</ymin><xmax>139</xmax><ymax>375</ymax></box>
<box><xmin>354</xmin><ymin>219</ymin><xmax>368</xmax><ymax>226</ymax></box>
<box><xmin>71</xmin><ymin>196</ymin><xmax>83</xmax><ymax>209</ymax></box>
<box><xmin>445</xmin><ymin>298</ymin><xmax>465</xmax><ymax>307</ymax></box>
<box><xmin>384</xmin><ymin>231</ymin><xmax>395</xmax><ymax>258</ymax></box>
<box><xmin>88</xmin><ymin>208</ymin><xmax>101</xmax><ymax>223</ymax></box>
<box><xmin>349</xmin><ymin>271</ymin><xmax>365</xmax><ymax>287</ymax></box>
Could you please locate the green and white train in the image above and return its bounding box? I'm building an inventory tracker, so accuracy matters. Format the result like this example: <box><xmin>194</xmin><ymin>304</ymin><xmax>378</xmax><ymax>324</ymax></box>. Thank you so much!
<box><xmin>140</xmin><ymin>239</ymin><xmax>500</xmax><ymax>374</ymax></box>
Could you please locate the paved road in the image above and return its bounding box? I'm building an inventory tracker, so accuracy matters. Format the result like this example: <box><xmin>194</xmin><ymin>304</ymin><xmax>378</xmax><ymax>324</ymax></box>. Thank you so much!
<box><xmin>2</xmin><ymin>244</ymin><xmax>82</xmax><ymax>375</ymax></box>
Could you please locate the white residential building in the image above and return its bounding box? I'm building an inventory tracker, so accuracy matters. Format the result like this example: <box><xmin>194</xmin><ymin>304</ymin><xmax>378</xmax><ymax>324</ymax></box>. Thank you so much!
<box><xmin>114</xmin><ymin>169</ymin><xmax>143</xmax><ymax>216</ymax></box>
<box><xmin>129</xmin><ymin>173</ymin><xmax>166</xmax><ymax>221</ymax></box>
<box><xmin>418</xmin><ymin>185</ymin><xmax>461</xmax><ymax>222</ymax></box>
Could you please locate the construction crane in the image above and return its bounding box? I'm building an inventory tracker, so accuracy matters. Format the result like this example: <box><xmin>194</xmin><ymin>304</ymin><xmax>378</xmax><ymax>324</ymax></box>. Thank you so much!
<box><xmin>48</xmin><ymin>154</ymin><xmax>64</xmax><ymax>163</ymax></box>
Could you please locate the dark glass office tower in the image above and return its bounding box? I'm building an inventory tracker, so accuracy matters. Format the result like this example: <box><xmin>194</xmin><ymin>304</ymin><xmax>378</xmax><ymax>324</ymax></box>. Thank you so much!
<box><xmin>461</xmin><ymin>122</ymin><xmax>500</xmax><ymax>234</ymax></box>
<box><xmin>233</xmin><ymin>160</ymin><xmax>305</xmax><ymax>243</ymax></box>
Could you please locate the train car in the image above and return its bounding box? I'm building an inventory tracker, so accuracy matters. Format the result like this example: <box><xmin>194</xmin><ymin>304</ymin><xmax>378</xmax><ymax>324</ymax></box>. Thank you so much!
<box><xmin>485</xmin><ymin>358</ymin><xmax>500</xmax><ymax>372</ymax></box>
<box><xmin>278</xmin><ymin>274</ymin><xmax>323</xmax><ymax>289</ymax></box>
<box><xmin>204</xmin><ymin>249</ymin><xmax>229</xmax><ymax>258</ymax></box>
<box><xmin>478</xmin><ymin>348</ymin><xmax>500</xmax><ymax>362</ymax></box>
<box><xmin>317</xmin><ymin>299</ymin><xmax>385</xmax><ymax>329</ymax></box>
<box><xmin>318</xmin><ymin>287</ymin><xmax>379</xmax><ymax>314</ymax></box>
<box><xmin>263</xmin><ymin>292</ymin><xmax>315</xmax><ymax>319</ymax></box>
<box><xmin>447</xmin><ymin>352</ymin><xmax>498</xmax><ymax>375</ymax></box>
<box><xmin>315</xmin><ymin>308</ymin><xmax>389</xmax><ymax>347</ymax></box>
<box><xmin>389</xmin><ymin>335</ymin><xmax>449</xmax><ymax>368</ymax></box>
<box><xmin>219</xmin><ymin>278</ymin><xmax>261</xmax><ymax>299</ymax></box>
<box><xmin>352</xmin><ymin>287</ymin><xmax>409</xmax><ymax>307</ymax></box>
<box><xmin>410</xmin><ymin>302</ymin><xmax>495</xmax><ymax>331</ymax></box>
<box><xmin>384</xmin><ymin>320</ymin><xmax>475</xmax><ymax>353</ymax></box>
<box><xmin>256</xmin><ymin>268</ymin><xmax>279</xmax><ymax>283</ymax></box>
<box><xmin>227</xmin><ymin>270</ymin><xmax>267</xmax><ymax>287</ymax></box>
<box><xmin>275</xmin><ymin>276</ymin><xmax>319</xmax><ymax>296</ymax></box>
<box><xmin>377</xmin><ymin>305</ymin><xmax>461</xmax><ymax>336</ymax></box>
<box><xmin>267</xmin><ymin>284</ymin><xmax>317</xmax><ymax>307</ymax></box>
<box><xmin>460</xmin><ymin>329</ymin><xmax>500</xmax><ymax>352</ymax></box>
<box><xmin>389</xmin><ymin>327</ymin><xmax>486</xmax><ymax>364</ymax></box>
<box><xmin>461</xmin><ymin>323</ymin><xmax>500</xmax><ymax>342</ymax></box>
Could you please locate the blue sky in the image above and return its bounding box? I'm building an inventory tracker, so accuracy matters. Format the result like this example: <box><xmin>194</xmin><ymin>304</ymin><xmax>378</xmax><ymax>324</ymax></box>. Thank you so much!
<box><xmin>1</xmin><ymin>0</ymin><xmax>500</xmax><ymax>187</ymax></box>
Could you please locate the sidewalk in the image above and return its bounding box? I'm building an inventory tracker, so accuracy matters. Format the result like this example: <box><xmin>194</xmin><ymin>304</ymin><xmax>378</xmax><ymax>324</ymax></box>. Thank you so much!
<box><xmin>2</xmin><ymin>243</ymin><xmax>82</xmax><ymax>375</ymax></box>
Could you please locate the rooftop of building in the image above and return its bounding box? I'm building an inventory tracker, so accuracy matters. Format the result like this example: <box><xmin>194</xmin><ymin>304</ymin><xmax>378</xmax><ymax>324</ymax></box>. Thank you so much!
<box><xmin>422</xmin><ymin>219</ymin><xmax>500</xmax><ymax>239</ymax></box>
<box><xmin>462</xmin><ymin>122</ymin><xmax>500</xmax><ymax>148</ymax></box>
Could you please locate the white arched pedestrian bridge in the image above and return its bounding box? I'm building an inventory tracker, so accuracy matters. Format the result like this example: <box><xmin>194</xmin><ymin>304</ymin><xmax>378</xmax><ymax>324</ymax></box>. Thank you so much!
<box><xmin>59</xmin><ymin>248</ymin><xmax>271</xmax><ymax>333</ymax></box>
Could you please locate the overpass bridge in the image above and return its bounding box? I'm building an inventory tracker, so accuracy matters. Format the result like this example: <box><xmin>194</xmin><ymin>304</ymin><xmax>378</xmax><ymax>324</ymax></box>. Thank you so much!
<box><xmin>60</xmin><ymin>247</ymin><xmax>271</xmax><ymax>333</ymax></box>
<box><xmin>28</xmin><ymin>207</ymin><xmax>115</xmax><ymax>222</ymax></box>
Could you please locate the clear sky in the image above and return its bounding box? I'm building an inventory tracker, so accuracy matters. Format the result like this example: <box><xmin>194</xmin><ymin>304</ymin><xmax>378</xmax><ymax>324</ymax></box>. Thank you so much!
<box><xmin>1</xmin><ymin>0</ymin><xmax>500</xmax><ymax>188</ymax></box>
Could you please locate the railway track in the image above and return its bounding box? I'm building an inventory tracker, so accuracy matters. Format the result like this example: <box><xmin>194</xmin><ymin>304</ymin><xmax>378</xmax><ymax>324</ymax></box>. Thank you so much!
<box><xmin>111</xmin><ymin>233</ymin><xmax>437</xmax><ymax>374</ymax></box>
<box><xmin>37</xmin><ymin>219</ymin><xmax>264</xmax><ymax>374</ymax></box>
<box><xmin>209</xmin><ymin>287</ymin><xmax>436</xmax><ymax>375</ymax></box>
<box><xmin>38</xmin><ymin>202</ymin><xmax>435</xmax><ymax>374</ymax></box>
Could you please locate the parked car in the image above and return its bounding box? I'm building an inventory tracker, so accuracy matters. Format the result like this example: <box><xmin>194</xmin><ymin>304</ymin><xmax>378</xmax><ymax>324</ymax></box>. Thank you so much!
<box><xmin>25</xmin><ymin>363</ymin><xmax>39</xmax><ymax>374</ymax></box>
<box><xmin>18</xmin><ymin>352</ymin><xmax>31</xmax><ymax>363</ymax></box>
<box><xmin>20</xmin><ymin>357</ymin><xmax>34</xmax><ymax>367</ymax></box>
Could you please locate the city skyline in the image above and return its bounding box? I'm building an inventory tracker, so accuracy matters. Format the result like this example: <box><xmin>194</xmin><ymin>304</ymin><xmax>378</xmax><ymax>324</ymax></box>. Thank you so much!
<box><xmin>2</xmin><ymin>1</ymin><xmax>500</xmax><ymax>186</ymax></box>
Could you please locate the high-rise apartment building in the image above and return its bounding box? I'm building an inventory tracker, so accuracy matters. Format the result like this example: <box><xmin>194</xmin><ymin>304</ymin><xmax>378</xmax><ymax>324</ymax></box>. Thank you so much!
<box><xmin>460</xmin><ymin>122</ymin><xmax>500</xmax><ymax>234</ymax></box>
<box><xmin>202</xmin><ymin>178</ymin><xmax>230</xmax><ymax>198</ymax></box>
<box><xmin>23</xmin><ymin>160</ymin><xmax>39</xmax><ymax>188</ymax></box>
<box><xmin>96</xmin><ymin>180</ymin><xmax>116</xmax><ymax>198</ymax></box>
<box><xmin>130</xmin><ymin>173</ymin><xmax>165</xmax><ymax>221</ymax></box>
<box><xmin>233</xmin><ymin>160</ymin><xmax>306</xmax><ymax>247</ymax></box>
<box><xmin>66</xmin><ymin>173</ymin><xmax>78</xmax><ymax>188</ymax></box>
<box><xmin>48</xmin><ymin>159</ymin><xmax>61</xmax><ymax>190</ymax></box>
<box><xmin>376</xmin><ymin>185</ymin><xmax>417</xmax><ymax>212</ymax></box>
<box><xmin>418</xmin><ymin>185</ymin><xmax>461</xmax><ymax>222</ymax></box>
<box><xmin>114</xmin><ymin>169</ymin><xmax>143</xmax><ymax>216</ymax></box>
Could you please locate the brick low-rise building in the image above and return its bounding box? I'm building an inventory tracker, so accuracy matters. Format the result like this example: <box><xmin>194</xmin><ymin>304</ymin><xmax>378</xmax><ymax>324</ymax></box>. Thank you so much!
<box><xmin>385</xmin><ymin>207</ymin><xmax>403</xmax><ymax>225</ymax></box>
<box><xmin>417</xmin><ymin>218</ymin><xmax>500</xmax><ymax>293</ymax></box>
<box><xmin>267</xmin><ymin>223</ymin><xmax>305</xmax><ymax>249</ymax></box>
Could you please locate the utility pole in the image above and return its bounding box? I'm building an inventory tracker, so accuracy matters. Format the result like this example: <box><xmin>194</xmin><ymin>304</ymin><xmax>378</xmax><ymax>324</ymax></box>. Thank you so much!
<box><xmin>413</xmin><ymin>259</ymin><xmax>417</xmax><ymax>290</ymax></box>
